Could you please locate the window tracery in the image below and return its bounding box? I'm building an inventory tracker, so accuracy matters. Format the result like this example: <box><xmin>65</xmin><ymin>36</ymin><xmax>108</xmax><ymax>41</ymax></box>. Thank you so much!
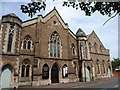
<box><xmin>21</xmin><ymin>59</ymin><xmax>30</xmax><ymax>78</ymax></box>
<box><xmin>7</xmin><ymin>23</ymin><xmax>15</xmax><ymax>52</ymax></box>
<box><xmin>49</xmin><ymin>31</ymin><xmax>61</xmax><ymax>58</ymax></box>
<box><xmin>23</xmin><ymin>35</ymin><xmax>32</xmax><ymax>50</ymax></box>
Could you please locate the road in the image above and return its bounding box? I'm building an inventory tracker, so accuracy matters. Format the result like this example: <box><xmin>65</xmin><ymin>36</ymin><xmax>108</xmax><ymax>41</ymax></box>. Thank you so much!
<box><xmin>18</xmin><ymin>77</ymin><xmax>119</xmax><ymax>90</ymax></box>
<box><xmin>74</xmin><ymin>77</ymin><xmax>119</xmax><ymax>89</ymax></box>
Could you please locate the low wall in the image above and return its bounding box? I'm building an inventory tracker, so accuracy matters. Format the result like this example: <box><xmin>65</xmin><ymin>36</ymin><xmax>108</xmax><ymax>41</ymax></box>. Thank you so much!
<box><xmin>113</xmin><ymin>71</ymin><xmax>120</xmax><ymax>77</ymax></box>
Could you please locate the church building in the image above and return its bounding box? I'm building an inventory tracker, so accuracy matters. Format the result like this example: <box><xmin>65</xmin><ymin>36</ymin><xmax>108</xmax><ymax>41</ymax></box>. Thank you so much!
<box><xmin>0</xmin><ymin>8</ymin><xmax>113</xmax><ymax>88</ymax></box>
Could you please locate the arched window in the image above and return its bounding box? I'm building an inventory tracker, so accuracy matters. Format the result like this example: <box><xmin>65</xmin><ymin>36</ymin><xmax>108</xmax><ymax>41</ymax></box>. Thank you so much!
<box><xmin>49</xmin><ymin>31</ymin><xmax>61</xmax><ymax>58</ymax></box>
<box><xmin>7</xmin><ymin>33</ymin><xmax>13</xmax><ymax>52</ymax></box>
<box><xmin>23</xmin><ymin>35</ymin><xmax>31</xmax><ymax>50</ymax></box>
<box><xmin>96</xmin><ymin>60</ymin><xmax>100</xmax><ymax>74</ymax></box>
<box><xmin>7</xmin><ymin>23</ymin><xmax>15</xmax><ymax>52</ymax></box>
<box><xmin>23</xmin><ymin>41</ymin><xmax>27</xmax><ymax>49</ymax></box>
<box><xmin>94</xmin><ymin>43</ymin><xmax>97</xmax><ymax>53</ymax></box>
<box><xmin>42</xmin><ymin>64</ymin><xmax>49</xmax><ymax>79</ymax></box>
<box><xmin>102</xmin><ymin>60</ymin><xmax>105</xmax><ymax>74</ymax></box>
<box><xmin>50</xmin><ymin>41</ymin><xmax>53</xmax><ymax>57</ymax></box>
<box><xmin>62</xmin><ymin>64</ymin><xmax>68</xmax><ymax>78</ymax></box>
<box><xmin>57</xmin><ymin>42</ymin><xmax>60</xmax><ymax>57</ymax></box>
<box><xmin>21</xmin><ymin>65</ymin><xmax>25</xmax><ymax>77</ymax></box>
<box><xmin>28</xmin><ymin>41</ymin><xmax>31</xmax><ymax>49</ymax></box>
<box><xmin>26</xmin><ymin>65</ymin><xmax>30</xmax><ymax>77</ymax></box>
<box><xmin>21</xmin><ymin>59</ymin><xmax>30</xmax><ymax>78</ymax></box>
<box><xmin>71</xmin><ymin>44</ymin><xmax>76</xmax><ymax>56</ymax></box>
<box><xmin>88</xmin><ymin>42</ymin><xmax>92</xmax><ymax>52</ymax></box>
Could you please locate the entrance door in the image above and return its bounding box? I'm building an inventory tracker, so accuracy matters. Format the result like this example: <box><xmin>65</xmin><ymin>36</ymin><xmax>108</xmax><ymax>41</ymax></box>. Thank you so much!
<box><xmin>108</xmin><ymin>66</ymin><xmax>111</xmax><ymax>77</ymax></box>
<box><xmin>86</xmin><ymin>66</ymin><xmax>90</xmax><ymax>81</ymax></box>
<box><xmin>51</xmin><ymin>63</ymin><xmax>59</xmax><ymax>83</ymax></box>
<box><xmin>1</xmin><ymin>67</ymin><xmax>12</xmax><ymax>88</ymax></box>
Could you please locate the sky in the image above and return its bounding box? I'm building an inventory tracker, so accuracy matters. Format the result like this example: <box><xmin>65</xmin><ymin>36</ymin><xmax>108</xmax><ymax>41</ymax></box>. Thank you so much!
<box><xmin>0</xmin><ymin>0</ymin><xmax>118</xmax><ymax>60</ymax></box>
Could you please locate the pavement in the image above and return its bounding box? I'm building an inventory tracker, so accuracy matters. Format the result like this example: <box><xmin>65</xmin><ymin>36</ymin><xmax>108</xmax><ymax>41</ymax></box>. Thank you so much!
<box><xmin>19</xmin><ymin>76</ymin><xmax>119</xmax><ymax>88</ymax></box>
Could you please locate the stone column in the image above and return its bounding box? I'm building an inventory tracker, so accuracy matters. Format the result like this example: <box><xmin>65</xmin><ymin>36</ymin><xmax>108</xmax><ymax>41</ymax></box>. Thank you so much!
<box><xmin>92</xmin><ymin>65</ymin><xmax>95</xmax><ymax>81</ymax></box>
<box><xmin>82</xmin><ymin>61</ymin><xmax>85</xmax><ymax>82</ymax></box>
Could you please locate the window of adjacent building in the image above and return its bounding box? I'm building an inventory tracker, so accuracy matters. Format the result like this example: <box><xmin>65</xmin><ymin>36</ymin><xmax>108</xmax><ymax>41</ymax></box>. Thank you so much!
<box><xmin>102</xmin><ymin>60</ymin><xmax>106</xmax><ymax>74</ymax></box>
<box><xmin>21</xmin><ymin>59</ymin><xmax>30</xmax><ymax>78</ymax></box>
<box><xmin>71</xmin><ymin>44</ymin><xmax>76</xmax><ymax>56</ymax></box>
<box><xmin>96</xmin><ymin>60</ymin><xmax>100</xmax><ymax>74</ymax></box>
<box><xmin>94</xmin><ymin>43</ymin><xmax>97</xmax><ymax>53</ymax></box>
<box><xmin>42</xmin><ymin>64</ymin><xmax>49</xmax><ymax>79</ymax></box>
<box><xmin>7</xmin><ymin>23</ymin><xmax>15</xmax><ymax>52</ymax></box>
<box><xmin>62</xmin><ymin>64</ymin><xmax>68</xmax><ymax>78</ymax></box>
<box><xmin>88</xmin><ymin>42</ymin><xmax>92</xmax><ymax>52</ymax></box>
<box><xmin>49</xmin><ymin>31</ymin><xmax>61</xmax><ymax>58</ymax></box>
<box><xmin>23</xmin><ymin>35</ymin><xmax>31</xmax><ymax>50</ymax></box>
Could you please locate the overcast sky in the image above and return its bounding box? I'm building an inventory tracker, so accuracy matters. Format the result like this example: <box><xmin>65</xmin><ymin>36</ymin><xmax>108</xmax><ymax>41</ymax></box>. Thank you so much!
<box><xmin>0</xmin><ymin>0</ymin><xmax>118</xmax><ymax>60</ymax></box>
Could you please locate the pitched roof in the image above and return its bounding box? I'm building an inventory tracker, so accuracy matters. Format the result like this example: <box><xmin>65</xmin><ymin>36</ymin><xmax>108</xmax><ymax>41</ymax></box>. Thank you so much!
<box><xmin>87</xmin><ymin>31</ymin><xmax>106</xmax><ymax>49</ymax></box>
<box><xmin>22</xmin><ymin>7</ymin><xmax>68</xmax><ymax>29</ymax></box>
<box><xmin>76</xmin><ymin>28</ymin><xmax>86</xmax><ymax>37</ymax></box>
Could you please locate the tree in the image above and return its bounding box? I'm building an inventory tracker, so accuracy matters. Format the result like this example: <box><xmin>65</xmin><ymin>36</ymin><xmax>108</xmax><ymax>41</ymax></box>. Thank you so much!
<box><xmin>111</xmin><ymin>58</ymin><xmax>120</xmax><ymax>71</ymax></box>
<box><xmin>20</xmin><ymin>1</ymin><xmax>120</xmax><ymax>25</ymax></box>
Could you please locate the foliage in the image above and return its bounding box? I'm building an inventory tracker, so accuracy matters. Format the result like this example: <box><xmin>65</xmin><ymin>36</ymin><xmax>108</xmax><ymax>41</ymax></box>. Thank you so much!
<box><xmin>111</xmin><ymin>58</ymin><xmax>120</xmax><ymax>71</ymax></box>
<box><xmin>63</xmin><ymin>1</ymin><xmax>120</xmax><ymax>25</ymax></box>
<box><xmin>20</xmin><ymin>1</ymin><xmax>46</xmax><ymax>18</ymax></box>
<box><xmin>20</xmin><ymin>1</ymin><xmax>120</xmax><ymax>24</ymax></box>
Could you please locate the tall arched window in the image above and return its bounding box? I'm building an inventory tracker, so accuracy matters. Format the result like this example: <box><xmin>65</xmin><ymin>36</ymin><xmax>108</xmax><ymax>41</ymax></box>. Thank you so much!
<box><xmin>42</xmin><ymin>64</ymin><xmax>49</xmax><ymax>79</ymax></box>
<box><xmin>50</xmin><ymin>41</ymin><xmax>53</xmax><ymax>57</ymax></box>
<box><xmin>88</xmin><ymin>42</ymin><xmax>92</xmax><ymax>52</ymax></box>
<box><xmin>7</xmin><ymin>33</ymin><xmax>13</xmax><ymax>52</ymax></box>
<box><xmin>21</xmin><ymin>59</ymin><xmax>30</xmax><ymax>78</ymax></box>
<box><xmin>23</xmin><ymin>35</ymin><xmax>32</xmax><ymax>50</ymax></box>
<box><xmin>62</xmin><ymin>64</ymin><xmax>68</xmax><ymax>78</ymax></box>
<box><xmin>7</xmin><ymin>23</ymin><xmax>15</xmax><ymax>52</ymax></box>
<box><xmin>57</xmin><ymin>42</ymin><xmax>60</xmax><ymax>57</ymax></box>
<box><xmin>49</xmin><ymin>31</ymin><xmax>61</xmax><ymax>58</ymax></box>
<box><xmin>102</xmin><ymin>60</ymin><xmax>106</xmax><ymax>74</ymax></box>
<box><xmin>96</xmin><ymin>60</ymin><xmax>100</xmax><ymax>74</ymax></box>
<box><xmin>94</xmin><ymin>43</ymin><xmax>97</xmax><ymax>53</ymax></box>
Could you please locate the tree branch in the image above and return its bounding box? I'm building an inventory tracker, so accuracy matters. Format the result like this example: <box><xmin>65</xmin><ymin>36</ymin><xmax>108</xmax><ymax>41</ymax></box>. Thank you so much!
<box><xmin>103</xmin><ymin>12</ymin><xmax>118</xmax><ymax>26</ymax></box>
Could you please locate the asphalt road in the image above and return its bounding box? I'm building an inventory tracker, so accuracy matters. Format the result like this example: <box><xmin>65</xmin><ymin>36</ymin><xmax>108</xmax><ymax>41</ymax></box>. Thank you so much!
<box><xmin>74</xmin><ymin>77</ymin><xmax>119</xmax><ymax>89</ymax></box>
<box><xmin>18</xmin><ymin>77</ymin><xmax>119</xmax><ymax>90</ymax></box>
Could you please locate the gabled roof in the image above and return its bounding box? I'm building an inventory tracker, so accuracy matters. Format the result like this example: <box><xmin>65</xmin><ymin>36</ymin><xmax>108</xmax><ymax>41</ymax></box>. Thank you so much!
<box><xmin>22</xmin><ymin>7</ymin><xmax>68</xmax><ymax>29</ymax></box>
<box><xmin>87</xmin><ymin>31</ymin><xmax>106</xmax><ymax>49</ymax></box>
<box><xmin>39</xmin><ymin>7</ymin><xmax>68</xmax><ymax>29</ymax></box>
<box><xmin>76</xmin><ymin>28</ymin><xmax>86</xmax><ymax>37</ymax></box>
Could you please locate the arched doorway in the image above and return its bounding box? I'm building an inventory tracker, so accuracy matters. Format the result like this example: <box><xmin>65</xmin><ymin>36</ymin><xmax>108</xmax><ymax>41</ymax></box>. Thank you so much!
<box><xmin>108</xmin><ymin>66</ymin><xmax>111</xmax><ymax>77</ymax></box>
<box><xmin>1</xmin><ymin>64</ymin><xmax>13</xmax><ymax>89</ymax></box>
<box><xmin>86</xmin><ymin>66</ymin><xmax>91</xmax><ymax>81</ymax></box>
<box><xmin>51</xmin><ymin>63</ymin><xmax>59</xmax><ymax>83</ymax></box>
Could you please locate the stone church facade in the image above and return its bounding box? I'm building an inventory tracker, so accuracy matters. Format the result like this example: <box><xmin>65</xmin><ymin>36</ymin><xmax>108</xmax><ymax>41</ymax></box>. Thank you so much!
<box><xmin>0</xmin><ymin>8</ymin><xmax>113</xmax><ymax>88</ymax></box>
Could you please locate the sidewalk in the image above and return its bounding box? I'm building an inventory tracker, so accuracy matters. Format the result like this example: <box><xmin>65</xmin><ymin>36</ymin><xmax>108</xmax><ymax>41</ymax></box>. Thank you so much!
<box><xmin>19</xmin><ymin>76</ymin><xmax>118</xmax><ymax>88</ymax></box>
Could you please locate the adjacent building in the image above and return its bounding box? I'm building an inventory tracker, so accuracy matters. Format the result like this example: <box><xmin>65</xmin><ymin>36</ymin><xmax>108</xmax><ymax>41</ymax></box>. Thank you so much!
<box><xmin>0</xmin><ymin>8</ymin><xmax>113</xmax><ymax>88</ymax></box>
